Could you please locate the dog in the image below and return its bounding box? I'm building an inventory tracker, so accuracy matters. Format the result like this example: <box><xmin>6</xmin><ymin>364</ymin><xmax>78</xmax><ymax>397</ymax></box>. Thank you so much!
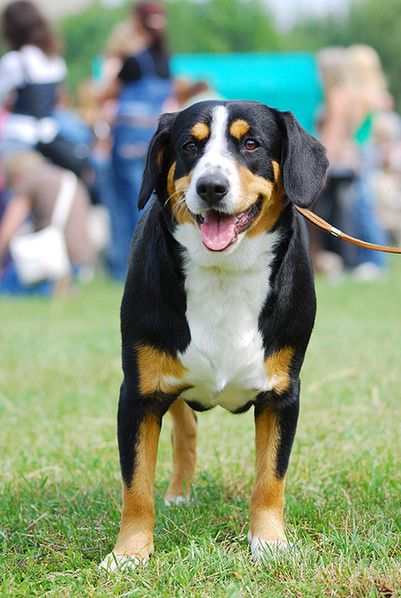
<box><xmin>100</xmin><ymin>100</ymin><xmax>328</xmax><ymax>571</ymax></box>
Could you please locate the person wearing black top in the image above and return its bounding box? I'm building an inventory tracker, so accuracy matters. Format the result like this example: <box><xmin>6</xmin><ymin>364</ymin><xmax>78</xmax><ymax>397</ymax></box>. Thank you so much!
<box><xmin>102</xmin><ymin>2</ymin><xmax>172</xmax><ymax>281</ymax></box>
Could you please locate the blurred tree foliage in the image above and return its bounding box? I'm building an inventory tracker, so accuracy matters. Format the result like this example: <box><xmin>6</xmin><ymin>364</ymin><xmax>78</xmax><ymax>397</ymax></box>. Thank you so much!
<box><xmin>2</xmin><ymin>0</ymin><xmax>400</xmax><ymax>110</ymax></box>
<box><xmin>166</xmin><ymin>0</ymin><xmax>279</xmax><ymax>54</ymax></box>
<box><xmin>59</xmin><ymin>0</ymin><xmax>278</xmax><ymax>90</ymax></box>
<box><xmin>59</xmin><ymin>2</ymin><xmax>130</xmax><ymax>90</ymax></box>
<box><xmin>284</xmin><ymin>0</ymin><xmax>401</xmax><ymax>111</ymax></box>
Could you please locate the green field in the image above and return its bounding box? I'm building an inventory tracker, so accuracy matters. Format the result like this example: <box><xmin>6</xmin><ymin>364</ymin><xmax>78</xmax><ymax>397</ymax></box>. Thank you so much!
<box><xmin>1</xmin><ymin>262</ymin><xmax>400</xmax><ymax>597</ymax></box>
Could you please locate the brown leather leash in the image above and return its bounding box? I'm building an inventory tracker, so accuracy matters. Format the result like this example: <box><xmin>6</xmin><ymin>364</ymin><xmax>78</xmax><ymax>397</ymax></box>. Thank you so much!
<box><xmin>295</xmin><ymin>206</ymin><xmax>401</xmax><ymax>255</ymax></box>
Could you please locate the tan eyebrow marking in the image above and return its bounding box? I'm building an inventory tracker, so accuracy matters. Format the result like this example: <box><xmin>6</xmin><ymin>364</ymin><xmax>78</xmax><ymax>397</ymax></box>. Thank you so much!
<box><xmin>230</xmin><ymin>119</ymin><xmax>251</xmax><ymax>139</ymax></box>
<box><xmin>191</xmin><ymin>122</ymin><xmax>210</xmax><ymax>141</ymax></box>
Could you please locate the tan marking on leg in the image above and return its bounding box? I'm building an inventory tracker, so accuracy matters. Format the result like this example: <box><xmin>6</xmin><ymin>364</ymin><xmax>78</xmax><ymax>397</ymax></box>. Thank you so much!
<box><xmin>114</xmin><ymin>413</ymin><xmax>161</xmax><ymax>559</ymax></box>
<box><xmin>137</xmin><ymin>345</ymin><xmax>190</xmax><ymax>396</ymax></box>
<box><xmin>247</xmin><ymin>160</ymin><xmax>285</xmax><ymax>237</ymax></box>
<box><xmin>166</xmin><ymin>162</ymin><xmax>194</xmax><ymax>225</ymax></box>
<box><xmin>165</xmin><ymin>399</ymin><xmax>197</xmax><ymax>501</ymax></box>
<box><xmin>230</xmin><ymin>118</ymin><xmax>250</xmax><ymax>139</ymax></box>
<box><xmin>250</xmin><ymin>409</ymin><xmax>286</xmax><ymax>544</ymax></box>
<box><xmin>265</xmin><ymin>347</ymin><xmax>295</xmax><ymax>394</ymax></box>
<box><xmin>191</xmin><ymin>122</ymin><xmax>210</xmax><ymax>141</ymax></box>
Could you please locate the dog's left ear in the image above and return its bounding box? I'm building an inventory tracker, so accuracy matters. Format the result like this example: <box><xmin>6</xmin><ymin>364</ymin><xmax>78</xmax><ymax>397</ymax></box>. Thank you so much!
<box><xmin>280</xmin><ymin>111</ymin><xmax>329</xmax><ymax>208</ymax></box>
<box><xmin>138</xmin><ymin>112</ymin><xmax>177</xmax><ymax>209</ymax></box>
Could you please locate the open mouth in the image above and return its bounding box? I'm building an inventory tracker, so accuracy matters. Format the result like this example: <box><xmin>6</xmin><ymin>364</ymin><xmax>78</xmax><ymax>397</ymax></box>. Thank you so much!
<box><xmin>194</xmin><ymin>198</ymin><xmax>263</xmax><ymax>252</ymax></box>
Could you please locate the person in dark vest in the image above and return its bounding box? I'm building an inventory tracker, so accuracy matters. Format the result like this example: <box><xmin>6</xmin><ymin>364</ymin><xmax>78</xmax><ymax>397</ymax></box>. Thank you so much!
<box><xmin>0</xmin><ymin>1</ymin><xmax>88</xmax><ymax>176</ymax></box>
<box><xmin>101</xmin><ymin>1</ymin><xmax>172</xmax><ymax>281</ymax></box>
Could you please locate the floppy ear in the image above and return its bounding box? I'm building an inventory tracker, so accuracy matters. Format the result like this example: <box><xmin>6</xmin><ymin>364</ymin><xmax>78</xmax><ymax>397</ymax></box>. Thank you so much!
<box><xmin>280</xmin><ymin>111</ymin><xmax>328</xmax><ymax>208</ymax></box>
<box><xmin>137</xmin><ymin>112</ymin><xmax>177</xmax><ymax>210</ymax></box>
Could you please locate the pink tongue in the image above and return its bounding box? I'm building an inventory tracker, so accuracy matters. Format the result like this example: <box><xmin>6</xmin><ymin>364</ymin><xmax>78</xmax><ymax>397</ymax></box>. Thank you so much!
<box><xmin>200</xmin><ymin>211</ymin><xmax>237</xmax><ymax>251</ymax></box>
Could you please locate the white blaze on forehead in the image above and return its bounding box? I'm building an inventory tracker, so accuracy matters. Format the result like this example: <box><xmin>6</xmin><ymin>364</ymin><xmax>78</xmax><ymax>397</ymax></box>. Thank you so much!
<box><xmin>197</xmin><ymin>105</ymin><xmax>230</xmax><ymax>172</ymax></box>
<box><xmin>205</xmin><ymin>105</ymin><xmax>229</xmax><ymax>157</ymax></box>
<box><xmin>185</xmin><ymin>104</ymin><xmax>240</xmax><ymax>214</ymax></box>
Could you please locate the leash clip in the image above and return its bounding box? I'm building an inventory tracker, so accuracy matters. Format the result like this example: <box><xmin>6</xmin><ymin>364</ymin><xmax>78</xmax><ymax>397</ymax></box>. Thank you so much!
<box><xmin>330</xmin><ymin>226</ymin><xmax>342</xmax><ymax>238</ymax></box>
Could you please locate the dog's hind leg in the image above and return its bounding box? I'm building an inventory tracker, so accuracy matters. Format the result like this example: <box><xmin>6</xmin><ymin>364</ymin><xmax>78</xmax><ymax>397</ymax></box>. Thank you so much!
<box><xmin>249</xmin><ymin>382</ymin><xmax>300</xmax><ymax>562</ymax></box>
<box><xmin>164</xmin><ymin>399</ymin><xmax>197</xmax><ymax>505</ymax></box>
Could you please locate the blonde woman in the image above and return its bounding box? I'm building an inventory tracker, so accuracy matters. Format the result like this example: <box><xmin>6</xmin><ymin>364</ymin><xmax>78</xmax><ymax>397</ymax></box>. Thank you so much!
<box><xmin>316</xmin><ymin>47</ymin><xmax>359</xmax><ymax>271</ymax></box>
<box><xmin>346</xmin><ymin>44</ymin><xmax>390</xmax><ymax>277</ymax></box>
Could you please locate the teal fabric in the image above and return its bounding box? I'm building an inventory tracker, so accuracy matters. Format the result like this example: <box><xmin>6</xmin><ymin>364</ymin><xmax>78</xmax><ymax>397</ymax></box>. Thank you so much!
<box><xmin>354</xmin><ymin>114</ymin><xmax>374</xmax><ymax>147</ymax></box>
<box><xmin>171</xmin><ymin>52</ymin><xmax>323</xmax><ymax>134</ymax></box>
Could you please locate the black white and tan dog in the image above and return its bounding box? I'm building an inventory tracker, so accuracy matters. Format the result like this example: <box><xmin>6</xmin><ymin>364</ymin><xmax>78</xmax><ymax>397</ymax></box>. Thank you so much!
<box><xmin>100</xmin><ymin>100</ymin><xmax>329</xmax><ymax>571</ymax></box>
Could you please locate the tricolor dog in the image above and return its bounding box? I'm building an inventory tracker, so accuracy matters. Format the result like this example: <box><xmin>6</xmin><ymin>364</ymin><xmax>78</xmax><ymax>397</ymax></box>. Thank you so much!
<box><xmin>100</xmin><ymin>100</ymin><xmax>328</xmax><ymax>571</ymax></box>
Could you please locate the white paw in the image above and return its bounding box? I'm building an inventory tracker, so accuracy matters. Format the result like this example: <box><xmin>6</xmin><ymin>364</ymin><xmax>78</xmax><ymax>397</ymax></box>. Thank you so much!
<box><xmin>98</xmin><ymin>552</ymin><xmax>149</xmax><ymax>573</ymax></box>
<box><xmin>248</xmin><ymin>532</ymin><xmax>289</xmax><ymax>562</ymax></box>
<box><xmin>164</xmin><ymin>495</ymin><xmax>190</xmax><ymax>506</ymax></box>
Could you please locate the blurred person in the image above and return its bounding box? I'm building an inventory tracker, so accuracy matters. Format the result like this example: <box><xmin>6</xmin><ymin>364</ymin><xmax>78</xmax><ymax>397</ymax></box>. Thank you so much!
<box><xmin>54</xmin><ymin>87</ymin><xmax>92</xmax><ymax>148</ymax></box>
<box><xmin>347</xmin><ymin>44</ymin><xmax>390</xmax><ymax>279</ymax></box>
<box><xmin>371</xmin><ymin>110</ymin><xmax>401</xmax><ymax>246</ymax></box>
<box><xmin>100</xmin><ymin>1</ymin><xmax>172</xmax><ymax>281</ymax></box>
<box><xmin>0</xmin><ymin>0</ymin><xmax>88</xmax><ymax>176</ymax></box>
<box><xmin>0</xmin><ymin>151</ymin><xmax>94</xmax><ymax>296</ymax></box>
<box><xmin>165</xmin><ymin>77</ymin><xmax>221</xmax><ymax>112</ymax></box>
<box><xmin>101</xmin><ymin>20</ymin><xmax>139</xmax><ymax>85</ymax></box>
<box><xmin>316</xmin><ymin>46</ymin><xmax>358</xmax><ymax>274</ymax></box>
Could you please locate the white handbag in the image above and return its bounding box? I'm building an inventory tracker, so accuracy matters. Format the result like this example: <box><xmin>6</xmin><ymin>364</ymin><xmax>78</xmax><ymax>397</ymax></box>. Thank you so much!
<box><xmin>10</xmin><ymin>171</ymin><xmax>78</xmax><ymax>285</ymax></box>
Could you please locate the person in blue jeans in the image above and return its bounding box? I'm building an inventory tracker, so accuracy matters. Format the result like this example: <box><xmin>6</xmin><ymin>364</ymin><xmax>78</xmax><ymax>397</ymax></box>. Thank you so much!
<box><xmin>101</xmin><ymin>1</ymin><xmax>172</xmax><ymax>281</ymax></box>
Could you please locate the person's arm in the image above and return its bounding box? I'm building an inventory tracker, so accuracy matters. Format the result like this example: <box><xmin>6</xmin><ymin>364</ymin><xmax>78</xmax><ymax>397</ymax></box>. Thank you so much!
<box><xmin>98</xmin><ymin>56</ymin><xmax>141</xmax><ymax>104</ymax></box>
<box><xmin>98</xmin><ymin>77</ymin><xmax>122</xmax><ymax>104</ymax></box>
<box><xmin>0</xmin><ymin>195</ymin><xmax>31</xmax><ymax>264</ymax></box>
<box><xmin>0</xmin><ymin>52</ymin><xmax>23</xmax><ymax>107</ymax></box>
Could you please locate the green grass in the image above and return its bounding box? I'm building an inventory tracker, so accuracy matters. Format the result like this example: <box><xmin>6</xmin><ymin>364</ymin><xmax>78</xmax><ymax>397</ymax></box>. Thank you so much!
<box><xmin>1</xmin><ymin>262</ymin><xmax>400</xmax><ymax>597</ymax></box>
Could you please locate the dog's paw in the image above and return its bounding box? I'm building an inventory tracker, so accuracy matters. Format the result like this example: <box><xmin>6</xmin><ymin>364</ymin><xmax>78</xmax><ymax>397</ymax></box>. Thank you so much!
<box><xmin>248</xmin><ymin>532</ymin><xmax>289</xmax><ymax>562</ymax></box>
<box><xmin>164</xmin><ymin>495</ymin><xmax>190</xmax><ymax>506</ymax></box>
<box><xmin>98</xmin><ymin>552</ymin><xmax>149</xmax><ymax>573</ymax></box>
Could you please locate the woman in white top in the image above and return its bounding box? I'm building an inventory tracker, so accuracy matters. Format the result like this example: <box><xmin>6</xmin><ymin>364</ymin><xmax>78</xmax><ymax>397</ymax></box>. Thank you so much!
<box><xmin>0</xmin><ymin>1</ymin><xmax>66</xmax><ymax>152</ymax></box>
<box><xmin>0</xmin><ymin>1</ymin><xmax>89</xmax><ymax>178</ymax></box>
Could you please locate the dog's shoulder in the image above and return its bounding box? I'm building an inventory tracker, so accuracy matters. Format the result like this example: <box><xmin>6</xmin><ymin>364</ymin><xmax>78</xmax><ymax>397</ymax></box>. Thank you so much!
<box><xmin>258</xmin><ymin>211</ymin><xmax>316</xmax><ymax>376</ymax></box>
<box><xmin>121</xmin><ymin>200</ymin><xmax>190</xmax><ymax>356</ymax></box>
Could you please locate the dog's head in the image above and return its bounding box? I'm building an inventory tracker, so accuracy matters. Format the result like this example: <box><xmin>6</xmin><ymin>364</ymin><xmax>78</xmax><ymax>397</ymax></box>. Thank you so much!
<box><xmin>139</xmin><ymin>100</ymin><xmax>328</xmax><ymax>256</ymax></box>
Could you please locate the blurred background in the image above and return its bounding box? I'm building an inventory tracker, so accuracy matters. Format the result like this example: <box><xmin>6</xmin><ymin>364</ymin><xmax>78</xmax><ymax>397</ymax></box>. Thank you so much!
<box><xmin>1</xmin><ymin>6</ymin><xmax>400</xmax><ymax>593</ymax></box>
<box><xmin>1</xmin><ymin>0</ymin><xmax>401</xmax><ymax>296</ymax></box>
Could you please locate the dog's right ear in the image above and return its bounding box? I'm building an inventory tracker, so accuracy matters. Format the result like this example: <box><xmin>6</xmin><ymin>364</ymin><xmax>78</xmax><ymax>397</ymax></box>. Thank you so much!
<box><xmin>138</xmin><ymin>112</ymin><xmax>177</xmax><ymax>210</ymax></box>
<box><xmin>280</xmin><ymin>111</ymin><xmax>328</xmax><ymax>208</ymax></box>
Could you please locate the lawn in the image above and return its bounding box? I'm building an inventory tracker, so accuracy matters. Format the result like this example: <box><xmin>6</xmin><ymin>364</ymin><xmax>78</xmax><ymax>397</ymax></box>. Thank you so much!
<box><xmin>1</xmin><ymin>261</ymin><xmax>400</xmax><ymax>597</ymax></box>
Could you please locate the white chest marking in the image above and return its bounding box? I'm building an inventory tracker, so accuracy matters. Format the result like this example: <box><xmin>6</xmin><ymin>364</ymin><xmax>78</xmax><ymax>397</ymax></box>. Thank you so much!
<box><xmin>170</xmin><ymin>231</ymin><xmax>281</xmax><ymax>411</ymax></box>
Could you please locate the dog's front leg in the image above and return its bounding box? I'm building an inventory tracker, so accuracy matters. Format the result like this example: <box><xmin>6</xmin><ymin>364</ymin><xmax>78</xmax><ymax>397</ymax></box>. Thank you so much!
<box><xmin>249</xmin><ymin>382</ymin><xmax>300</xmax><ymax>561</ymax></box>
<box><xmin>100</xmin><ymin>383</ymin><xmax>163</xmax><ymax>572</ymax></box>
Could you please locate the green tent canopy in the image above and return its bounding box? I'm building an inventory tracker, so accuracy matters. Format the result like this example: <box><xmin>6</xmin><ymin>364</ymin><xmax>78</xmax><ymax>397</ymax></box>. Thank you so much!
<box><xmin>171</xmin><ymin>52</ymin><xmax>323</xmax><ymax>134</ymax></box>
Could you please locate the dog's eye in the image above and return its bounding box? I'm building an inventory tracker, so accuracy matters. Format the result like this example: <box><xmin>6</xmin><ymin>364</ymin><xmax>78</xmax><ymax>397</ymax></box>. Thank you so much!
<box><xmin>243</xmin><ymin>138</ymin><xmax>259</xmax><ymax>151</ymax></box>
<box><xmin>183</xmin><ymin>141</ymin><xmax>197</xmax><ymax>153</ymax></box>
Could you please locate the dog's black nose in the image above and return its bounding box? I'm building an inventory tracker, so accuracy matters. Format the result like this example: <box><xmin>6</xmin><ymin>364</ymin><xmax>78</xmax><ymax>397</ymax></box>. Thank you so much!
<box><xmin>196</xmin><ymin>175</ymin><xmax>229</xmax><ymax>205</ymax></box>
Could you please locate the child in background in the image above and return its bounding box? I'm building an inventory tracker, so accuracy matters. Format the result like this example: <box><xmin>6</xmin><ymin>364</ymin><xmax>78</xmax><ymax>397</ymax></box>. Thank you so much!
<box><xmin>0</xmin><ymin>151</ymin><xmax>94</xmax><ymax>296</ymax></box>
